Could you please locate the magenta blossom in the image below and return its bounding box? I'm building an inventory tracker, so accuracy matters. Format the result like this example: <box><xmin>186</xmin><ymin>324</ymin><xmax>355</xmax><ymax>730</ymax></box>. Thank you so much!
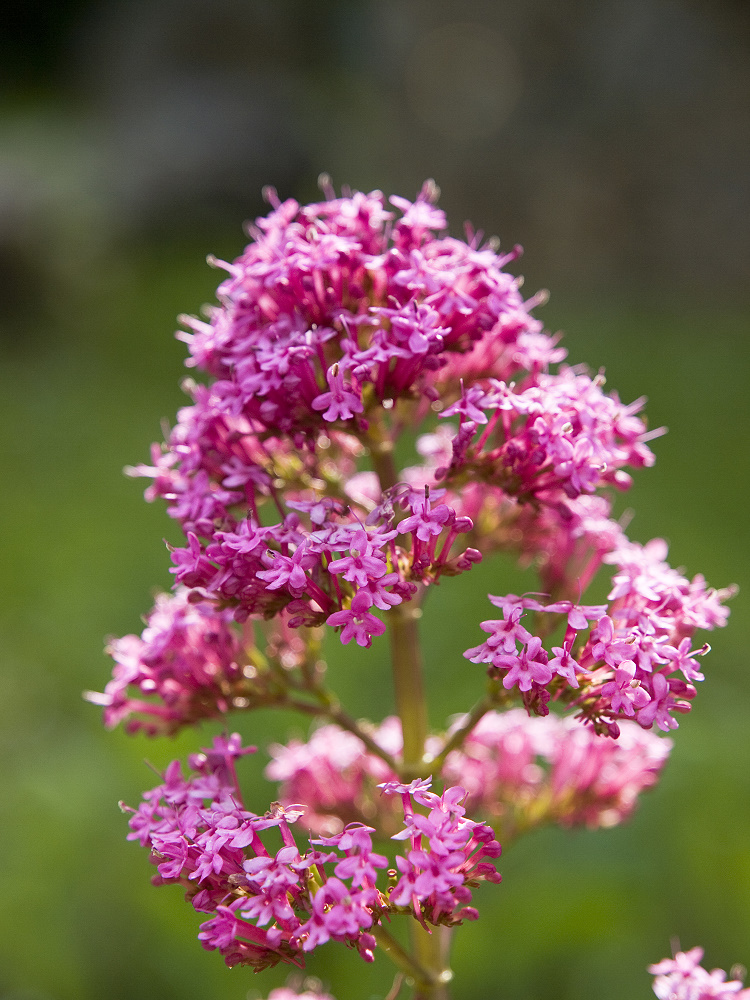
<box><xmin>98</xmin><ymin>179</ymin><xmax>735</xmax><ymax>994</ymax></box>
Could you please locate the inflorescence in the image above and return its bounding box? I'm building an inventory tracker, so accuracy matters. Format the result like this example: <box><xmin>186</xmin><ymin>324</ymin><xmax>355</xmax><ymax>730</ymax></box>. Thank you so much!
<box><xmin>123</xmin><ymin>733</ymin><xmax>500</xmax><ymax>970</ymax></box>
<box><xmin>89</xmin><ymin>180</ymin><xmax>734</xmax><ymax>980</ymax></box>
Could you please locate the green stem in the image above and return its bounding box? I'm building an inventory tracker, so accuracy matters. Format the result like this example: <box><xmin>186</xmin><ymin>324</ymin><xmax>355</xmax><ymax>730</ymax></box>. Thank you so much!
<box><xmin>410</xmin><ymin>927</ymin><xmax>453</xmax><ymax>1000</ymax></box>
<box><xmin>385</xmin><ymin>570</ymin><xmax>450</xmax><ymax>999</ymax></box>
<box><xmin>372</xmin><ymin>925</ymin><xmax>435</xmax><ymax>989</ymax></box>
<box><xmin>386</xmin><ymin>601</ymin><xmax>429</xmax><ymax>778</ymax></box>
<box><xmin>384</xmin><ymin>972</ymin><xmax>406</xmax><ymax>1000</ymax></box>
<box><xmin>428</xmin><ymin>686</ymin><xmax>502</xmax><ymax>773</ymax></box>
<box><xmin>368</xmin><ymin>420</ymin><xmax>429</xmax><ymax>776</ymax></box>
<box><xmin>369</xmin><ymin>414</ymin><xmax>452</xmax><ymax>999</ymax></box>
<box><xmin>368</xmin><ymin>426</ymin><xmax>399</xmax><ymax>493</ymax></box>
<box><xmin>283</xmin><ymin>696</ymin><xmax>400</xmax><ymax>773</ymax></box>
<box><xmin>327</xmin><ymin>702</ymin><xmax>400</xmax><ymax>773</ymax></box>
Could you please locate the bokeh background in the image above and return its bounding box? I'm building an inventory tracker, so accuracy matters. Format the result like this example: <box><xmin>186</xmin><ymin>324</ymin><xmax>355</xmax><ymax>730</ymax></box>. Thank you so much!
<box><xmin>1</xmin><ymin>2</ymin><xmax>748</xmax><ymax>999</ymax></box>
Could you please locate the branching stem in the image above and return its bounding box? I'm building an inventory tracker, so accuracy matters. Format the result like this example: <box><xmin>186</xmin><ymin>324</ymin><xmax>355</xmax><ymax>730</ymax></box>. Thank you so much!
<box><xmin>428</xmin><ymin>682</ymin><xmax>506</xmax><ymax>771</ymax></box>
<box><xmin>372</xmin><ymin>925</ymin><xmax>436</xmax><ymax>990</ymax></box>
<box><xmin>283</xmin><ymin>695</ymin><xmax>400</xmax><ymax>773</ymax></box>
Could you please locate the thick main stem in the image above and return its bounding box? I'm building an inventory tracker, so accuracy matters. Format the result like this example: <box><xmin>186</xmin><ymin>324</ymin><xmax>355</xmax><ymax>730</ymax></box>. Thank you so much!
<box><xmin>368</xmin><ymin>430</ymin><xmax>431</xmax><ymax>776</ymax></box>
<box><xmin>370</xmin><ymin>428</ymin><xmax>453</xmax><ymax>999</ymax></box>
<box><xmin>411</xmin><ymin>927</ymin><xmax>453</xmax><ymax>1000</ymax></box>
<box><xmin>387</xmin><ymin>601</ymin><xmax>429</xmax><ymax>777</ymax></box>
<box><xmin>387</xmin><ymin>599</ymin><xmax>452</xmax><ymax>999</ymax></box>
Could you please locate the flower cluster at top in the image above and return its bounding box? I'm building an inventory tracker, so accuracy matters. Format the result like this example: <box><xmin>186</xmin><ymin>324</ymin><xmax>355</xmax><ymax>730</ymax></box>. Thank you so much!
<box><xmin>91</xmin><ymin>180</ymin><xmax>732</xmax><ymax>740</ymax></box>
<box><xmin>650</xmin><ymin>947</ymin><xmax>750</xmax><ymax>999</ymax></box>
<box><xmin>125</xmin><ymin>733</ymin><xmax>500</xmax><ymax>971</ymax></box>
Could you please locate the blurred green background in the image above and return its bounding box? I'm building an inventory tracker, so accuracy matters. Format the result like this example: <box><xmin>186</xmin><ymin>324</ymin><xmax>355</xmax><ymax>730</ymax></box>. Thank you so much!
<box><xmin>1</xmin><ymin>2</ymin><xmax>748</xmax><ymax>999</ymax></box>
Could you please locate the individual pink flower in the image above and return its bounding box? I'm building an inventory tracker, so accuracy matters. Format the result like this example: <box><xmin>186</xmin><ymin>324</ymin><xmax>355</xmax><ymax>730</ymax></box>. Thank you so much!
<box><xmin>326</xmin><ymin>591</ymin><xmax>387</xmax><ymax>647</ymax></box>
<box><xmin>312</xmin><ymin>363</ymin><xmax>364</xmax><ymax>423</ymax></box>
<box><xmin>496</xmin><ymin>636</ymin><xmax>553</xmax><ymax>692</ymax></box>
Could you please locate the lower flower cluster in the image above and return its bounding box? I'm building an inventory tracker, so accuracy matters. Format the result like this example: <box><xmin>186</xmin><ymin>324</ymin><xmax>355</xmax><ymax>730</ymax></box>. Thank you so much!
<box><xmin>650</xmin><ymin>947</ymin><xmax>750</xmax><ymax>1000</ymax></box>
<box><xmin>254</xmin><ymin>950</ymin><xmax>750</xmax><ymax>1000</ymax></box>
<box><xmin>124</xmin><ymin>734</ymin><xmax>500</xmax><ymax>970</ymax></box>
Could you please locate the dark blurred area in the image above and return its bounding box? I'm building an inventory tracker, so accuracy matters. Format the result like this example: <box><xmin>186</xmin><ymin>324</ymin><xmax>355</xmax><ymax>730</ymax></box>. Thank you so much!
<box><xmin>1</xmin><ymin>0</ymin><xmax>749</xmax><ymax>313</ymax></box>
<box><xmin>0</xmin><ymin>3</ymin><xmax>748</xmax><ymax>1000</ymax></box>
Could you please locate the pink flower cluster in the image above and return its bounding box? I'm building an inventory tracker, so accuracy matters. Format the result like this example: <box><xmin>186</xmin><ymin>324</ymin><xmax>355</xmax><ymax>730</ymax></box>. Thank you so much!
<box><xmin>650</xmin><ymin>947</ymin><xmax>750</xmax><ymax>1000</ymax></box>
<box><xmin>98</xmin><ymin>181</ymin><xmax>732</xmax><ymax>742</ymax></box>
<box><xmin>465</xmin><ymin>533</ymin><xmax>731</xmax><ymax>734</ymax></box>
<box><xmin>443</xmin><ymin>709</ymin><xmax>671</xmax><ymax>832</ymax></box>
<box><xmin>85</xmin><ymin>589</ymin><xmax>243</xmax><ymax>734</ymax></box>
<box><xmin>267</xmin><ymin>711</ymin><xmax>671</xmax><ymax>838</ymax></box>
<box><xmin>125</xmin><ymin>181</ymin><xmax>661</xmax><ymax>648</ymax></box>
<box><xmin>379</xmin><ymin>778</ymin><xmax>501</xmax><ymax>926</ymax></box>
<box><xmin>98</xmin><ymin>181</ymin><xmax>738</xmax><ymax>988</ymax></box>
<box><xmin>124</xmin><ymin>734</ymin><xmax>500</xmax><ymax>971</ymax></box>
<box><xmin>86</xmin><ymin>588</ymin><xmax>322</xmax><ymax>735</ymax></box>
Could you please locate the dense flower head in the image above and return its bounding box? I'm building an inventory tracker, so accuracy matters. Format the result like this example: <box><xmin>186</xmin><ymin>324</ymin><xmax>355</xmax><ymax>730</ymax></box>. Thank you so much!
<box><xmin>464</xmin><ymin>533</ymin><xmax>732</xmax><ymax>735</ymax></box>
<box><xmin>124</xmin><ymin>735</ymin><xmax>500</xmax><ymax>970</ymax></box>
<box><xmin>125</xmin><ymin>180</ymin><xmax>665</xmax><ymax>656</ymax></box>
<box><xmin>379</xmin><ymin>778</ymin><xmax>502</xmax><ymax>926</ymax></box>
<box><xmin>649</xmin><ymin>947</ymin><xmax>750</xmax><ymax>1000</ymax></box>
<box><xmin>85</xmin><ymin>589</ymin><xmax>243</xmax><ymax>735</ymax></box>
<box><xmin>88</xmin><ymin>180</ymin><xmax>738</xmax><ymax>746</ymax></box>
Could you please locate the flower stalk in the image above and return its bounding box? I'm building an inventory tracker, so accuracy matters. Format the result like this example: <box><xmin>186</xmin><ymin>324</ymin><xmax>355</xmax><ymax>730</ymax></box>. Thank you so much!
<box><xmin>90</xmin><ymin>178</ymin><xmax>734</xmax><ymax>1000</ymax></box>
<box><xmin>387</xmin><ymin>602</ymin><xmax>429</xmax><ymax>780</ymax></box>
